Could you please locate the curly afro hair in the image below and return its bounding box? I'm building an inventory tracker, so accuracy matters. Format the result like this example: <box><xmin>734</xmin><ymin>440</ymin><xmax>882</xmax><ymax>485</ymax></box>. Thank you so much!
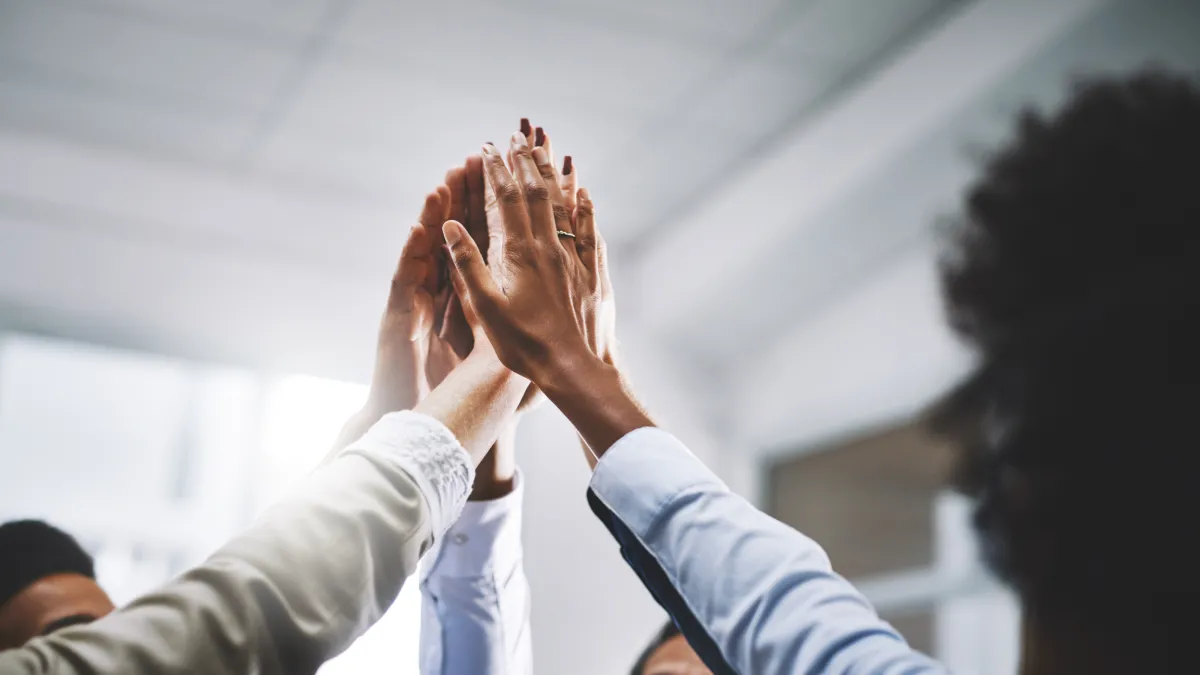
<box><xmin>931</xmin><ymin>69</ymin><xmax>1200</xmax><ymax>621</ymax></box>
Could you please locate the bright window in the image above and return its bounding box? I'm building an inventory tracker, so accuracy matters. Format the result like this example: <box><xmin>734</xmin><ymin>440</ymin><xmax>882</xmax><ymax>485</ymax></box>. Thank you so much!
<box><xmin>258</xmin><ymin>374</ymin><xmax>421</xmax><ymax>675</ymax></box>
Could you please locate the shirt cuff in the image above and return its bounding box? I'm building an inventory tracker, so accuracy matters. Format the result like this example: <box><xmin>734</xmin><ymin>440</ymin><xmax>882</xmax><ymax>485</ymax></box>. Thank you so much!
<box><xmin>422</xmin><ymin>471</ymin><xmax>525</xmax><ymax>581</ymax></box>
<box><xmin>588</xmin><ymin>427</ymin><xmax>727</xmax><ymax>538</ymax></box>
<box><xmin>343</xmin><ymin>410</ymin><xmax>474</xmax><ymax>540</ymax></box>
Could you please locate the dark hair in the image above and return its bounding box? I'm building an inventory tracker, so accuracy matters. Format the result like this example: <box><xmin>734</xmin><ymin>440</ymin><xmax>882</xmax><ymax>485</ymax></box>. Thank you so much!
<box><xmin>630</xmin><ymin>621</ymin><xmax>681</xmax><ymax>675</ymax></box>
<box><xmin>931</xmin><ymin>69</ymin><xmax>1200</xmax><ymax>620</ymax></box>
<box><xmin>0</xmin><ymin>520</ymin><xmax>95</xmax><ymax>608</ymax></box>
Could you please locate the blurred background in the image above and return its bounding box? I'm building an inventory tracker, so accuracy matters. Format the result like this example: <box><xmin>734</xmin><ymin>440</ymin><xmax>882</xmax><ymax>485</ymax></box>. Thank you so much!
<box><xmin>1</xmin><ymin>0</ymin><xmax>1198</xmax><ymax>673</ymax></box>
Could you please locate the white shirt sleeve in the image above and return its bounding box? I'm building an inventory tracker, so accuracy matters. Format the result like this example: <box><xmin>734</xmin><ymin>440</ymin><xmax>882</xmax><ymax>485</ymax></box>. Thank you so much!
<box><xmin>1</xmin><ymin>411</ymin><xmax>473</xmax><ymax>675</ymax></box>
<box><xmin>420</xmin><ymin>472</ymin><xmax>532</xmax><ymax>675</ymax></box>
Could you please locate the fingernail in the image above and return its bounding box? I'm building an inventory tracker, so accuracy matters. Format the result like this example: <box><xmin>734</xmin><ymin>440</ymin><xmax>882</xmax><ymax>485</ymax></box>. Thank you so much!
<box><xmin>511</xmin><ymin>131</ymin><xmax>527</xmax><ymax>148</ymax></box>
<box><xmin>563</xmin><ymin>156</ymin><xmax>573</xmax><ymax>175</ymax></box>
<box><xmin>482</xmin><ymin>143</ymin><xmax>497</xmax><ymax>156</ymax></box>
<box><xmin>520</xmin><ymin>118</ymin><xmax>532</xmax><ymax>137</ymax></box>
<box><xmin>578</xmin><ymin>187</ymin><xmax>590</xmax><ymax>202</ymax></box>
<box><xmin>442</xmin><ymin>221</ymin><xmax>462</xmax><ymax>245</ymax></box>
<box><xmin>535</xmin><ymin>127</ymin><xmax>545</xmax><ymax>147</ymax></box>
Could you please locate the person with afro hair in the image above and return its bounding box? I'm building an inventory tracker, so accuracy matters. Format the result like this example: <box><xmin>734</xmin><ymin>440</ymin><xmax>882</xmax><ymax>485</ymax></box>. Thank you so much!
<box><xmin>0</xmin><ymin>521</ymin><xmax>114</xmax><ymax>650</ymax></box>
<box><xmin>929</xmin><ymin>68</ymin><xmax>1200</xmax><ymax>673</ymax></box>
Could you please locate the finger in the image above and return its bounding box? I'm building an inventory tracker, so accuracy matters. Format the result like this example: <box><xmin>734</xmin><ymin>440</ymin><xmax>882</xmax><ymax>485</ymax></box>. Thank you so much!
<box><xmin>560</xmin><ymin>155</ymin><xmax>577</xmax><ymax>214</ymax></box>
<box><xmin>534</xmin><ymin>125</ymin><xmax>551</xmax><ymax>165</ymax></box>
<box><xmin>439</xmin><ymin>171</ymin><xmax>467</xmax><ymax>306</ymax></box>
<box><xmin>443</xmin><ymin>219</ymin><xmax>502</xmax><ymax>318</ymax></box>
<box><xmin>509</xmin><ymin>131</ymin><xmax>556</xmax><ymax>241</ymax></box>
<box><xmin>520</xmin><ymin>117</ymin><xmax>534</xmax><ymax>150</ymax></box>
<box><xmin>387</xmin><ymin>225</ymin><xmax>432</xmax><ymax>312</ymax></box>
<box><xmin>434</xmin><ymin>185</ymin><xmax>451</xmax><ymax>219</ymax></box>
<box><xmin>419</xmin><ymin>190</ymin><xmax>447</xmax><ymax>230</ymax></box>
<box><xmin>464</xmin><ymin>155</ymin><xmax>488</xmax><ymax>256</ymax></box>
<box><xmin>574</xmin><ymin>187</ymin><xmax>599</xmax><ymax>279</ymax></box>
<box><xmin>418</xmin><ymin>192</ymin><xmax>448</xmax><ymax>295</ymax></box>
<box><xmin>532</xmin><ymin>146</ymin><xmax>576</xmax><ymax>257</ymax></box>
<box><xmin>445</xmin><ymin>166</ymin><xmax>468</xmax><ymax>226</ymax></box>
<box><xmin>482</xmin><ymin>142</ymin><xmax>532</xmax><ymax>243</ymax></box>
<box><xmin>509</xmin><ymin>118</ymin><xmax>534</xmax><ymax>173</ymax></box>
<box><xmin>438</xmin><ymin>290</ymin><xmax>475</xmax><ymax>358</ymax></box>
<box><xmin>446</xmin><ymin>267</ymin><xmax>482</xmax><ymax>330</ymax></box>
<box><xmin>539</xmin><ymin>128</ymin><xmax>564</xmax><ymax>207</ymax></box>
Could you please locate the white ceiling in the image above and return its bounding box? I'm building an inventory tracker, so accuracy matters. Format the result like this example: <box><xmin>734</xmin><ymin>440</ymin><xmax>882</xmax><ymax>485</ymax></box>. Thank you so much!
<box><xmin>656</xmin><ymin>0</ymin><xmax>1200</xmax><ymax>370</ymax></box>
<box><xmin>0</xmin><ymin>0</ymin><xmax>960</xmax><ymax>247</ymax></box>
<box><xmin>1</xmin><ymin>0</ymin><xmax>1195</xmax><ymax>460</ymax></box>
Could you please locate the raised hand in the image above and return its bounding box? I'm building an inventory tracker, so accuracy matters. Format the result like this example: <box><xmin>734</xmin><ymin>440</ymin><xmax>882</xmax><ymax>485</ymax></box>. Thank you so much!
<box><xmin>444</xmin><ymin>132</ymin><xmax>652</xmax><ymax>455</ymax></box>
<box><xmin>445</xmin><ymin>133</ymin><xmax>596</xmax><ymax>380</ymax></box>
<box><xmin>330</xmin><ymin>177</ymin><xmax>486</xmax><ymax>455</ymax></box>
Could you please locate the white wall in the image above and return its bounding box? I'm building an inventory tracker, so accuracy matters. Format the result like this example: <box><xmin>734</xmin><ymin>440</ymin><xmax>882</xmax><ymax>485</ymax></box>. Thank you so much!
<box><xmin>734</xmin><ymin>241</ymin><xmax>973</xmax><ymax>456</ymax></box>
<box><xmin>517</xmin><ymin>409</ymin><xmax>668</xmax><ymax>674</ymax></box>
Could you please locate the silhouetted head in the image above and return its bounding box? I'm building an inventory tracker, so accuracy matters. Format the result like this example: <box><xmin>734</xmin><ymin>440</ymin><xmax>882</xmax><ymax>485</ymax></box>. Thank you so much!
<box><xmin>0</xmin><ymin>520</ymin><xmax>114</xmax><ymax>649</ymax></box>
<box><xmin>932</xmin><ymin>69</ymin><xmax>1200</xmax><ymax>646</ymax></box>
<box><xmin>631</xmin><ymin>621</ymin><xmax>710</xmax><ymax>675</ymax></box>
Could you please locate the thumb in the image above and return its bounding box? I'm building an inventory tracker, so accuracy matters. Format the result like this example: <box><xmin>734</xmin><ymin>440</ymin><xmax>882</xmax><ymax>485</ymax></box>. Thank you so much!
<box><xmin>443</xmin><ymin>219</ymin><xmax>500</xmax><ymax>318</ymax></box>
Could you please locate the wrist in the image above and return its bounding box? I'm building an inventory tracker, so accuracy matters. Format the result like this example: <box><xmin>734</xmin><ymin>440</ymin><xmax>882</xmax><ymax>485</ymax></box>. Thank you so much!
<box><xmin>540</xmin><ymin>355</ymin><xmax>653</xmax><ymax>459</ymax></box>
<box><xmin>530</xmin><ymin>344</ymin><xmax>603</xmax><ymax>393</ymax></box>
<box><xmin>469</xmin><ymin>422</ymin><xmax>518</xmax><ymax>501</ymax></box>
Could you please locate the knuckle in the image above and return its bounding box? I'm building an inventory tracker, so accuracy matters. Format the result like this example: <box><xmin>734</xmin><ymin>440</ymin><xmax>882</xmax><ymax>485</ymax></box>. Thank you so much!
<box><xmin>450</xmin><ymin>247</ymin><xmax>475</xmax><ymax>269</ymax></box>
<box><xmin>506</xmin><ymin>241</ymin><xmax>536</xmax><ymax>265</ymax></box>
<box><xmin>497</xmin><ymin>181</ymin><xmax>524</xmax><ymax>206</ymax></box>
<box><xmin>575</xmin><ymin>233</ymin><xmax>598</xmax><ymax>251</ymax></box>
<box><xmin>523</xmin><ymin>181</ymin><xmax>551</xmax><ymax>203</ymax></box>
<box><xmin>552</xmin><ymin>204</ymin><xmax>572</xmax><ymax>222</ymax></box>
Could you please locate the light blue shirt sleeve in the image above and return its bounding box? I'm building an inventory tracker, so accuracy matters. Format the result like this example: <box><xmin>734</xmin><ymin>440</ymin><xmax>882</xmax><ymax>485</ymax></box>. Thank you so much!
<box><xmin>588</xmin><ymin>428</ymin><xmax>951</xmax><ymax>675</ymax></box>
<box><xmin>419</xmin><ymin>472</ymin><xmax>533</xmax><ymax>675</ymax></box>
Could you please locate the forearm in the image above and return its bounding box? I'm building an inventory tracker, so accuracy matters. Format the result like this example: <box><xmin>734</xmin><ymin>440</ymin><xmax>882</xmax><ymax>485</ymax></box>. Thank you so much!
<box><xmin>539</xmin><ymin>356</ymin><xmax>654</xmax><ymax>459</ymax></box>
<box><xmin>415</xmin><ymin>350</ymin><xmax>528</xmax><ymax>466</ymax></box>
<box><xmin>470</xmin><ymin>422</ymin><xmax>518</xmax><ymax>501</ymax></box>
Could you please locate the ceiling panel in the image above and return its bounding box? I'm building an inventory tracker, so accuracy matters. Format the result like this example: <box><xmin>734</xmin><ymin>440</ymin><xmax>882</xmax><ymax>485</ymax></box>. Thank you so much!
<box><xmin>765</xmin><ymin>0</ymin><xmax>960</xmax><ymax>69</ymax></box>
<box><xmin>253</xmin><ymin>53</ymin><xmax>639</xmax><ymax>195</ymax></box>
<box><xmin>684</xmin><ymin>59</ymin><xmax>830</xmax><ymax>132</ymax></box>
<box><xmin>512</xmin><ymin>0</ymin><xmax>787</xmax><ymax>47</ymax></box>
<box><xmin>0</xmin><ymin>1</ymin><xmax>295</xmax><ymax>112</ymax></box>
<box><xmin>333</xmin><ymin>0</ymin><xmax>724</xmax><ymax>113</ymax></box>
<box><xmin>0</xmin><ymin>0</ymin><xmax>966</xmax><ymax>263</ymax></box>
<box><xmin>81</xmin><ymin>0</ymin><xmax>335</xmax><ymax>39</ymax></box>
<box><xmin>0</xmin><ymin>73</ymin><xmax>249</xmax><ymax>163</ymax></box>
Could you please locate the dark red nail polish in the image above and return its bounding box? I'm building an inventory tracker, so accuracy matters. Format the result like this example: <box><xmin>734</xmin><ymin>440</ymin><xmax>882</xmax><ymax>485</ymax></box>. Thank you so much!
<box><xmin>563</xmin><ymin>155</ymin><xmax>573</xmax><ymax>175</ymax></box>
<box><xmin>520</xmin><ymin>118</ymin><xmax>532</xmax><ymax>137</ymax></box>
<box><xmin>535</xmin><ymin>127</ymin><xmax>545</xmax><ymax>147</ymax></box>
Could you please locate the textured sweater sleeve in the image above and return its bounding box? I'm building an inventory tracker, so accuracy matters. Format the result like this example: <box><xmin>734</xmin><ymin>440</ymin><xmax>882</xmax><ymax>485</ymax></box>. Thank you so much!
<box><xmin>0</xmin><ymin>411</ymin><xmax>473</xmax><ymax>675</ymax></box>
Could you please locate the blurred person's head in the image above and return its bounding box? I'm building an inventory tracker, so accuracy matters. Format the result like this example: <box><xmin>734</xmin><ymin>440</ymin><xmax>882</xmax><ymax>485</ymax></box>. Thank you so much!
<box><xmin>932</xmin><ymin>69</ymin><xmax>1200</xmax><ymax>668</ymax></box>
<box><xmin>0</xmin><ymin>520</ymin><xmax>114</xmax><ymax>649</ymax></box>
<box><xmin>630</xmin><ymin>622</ymin><xmax>710</xmax><ymax>675</ymax></box>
